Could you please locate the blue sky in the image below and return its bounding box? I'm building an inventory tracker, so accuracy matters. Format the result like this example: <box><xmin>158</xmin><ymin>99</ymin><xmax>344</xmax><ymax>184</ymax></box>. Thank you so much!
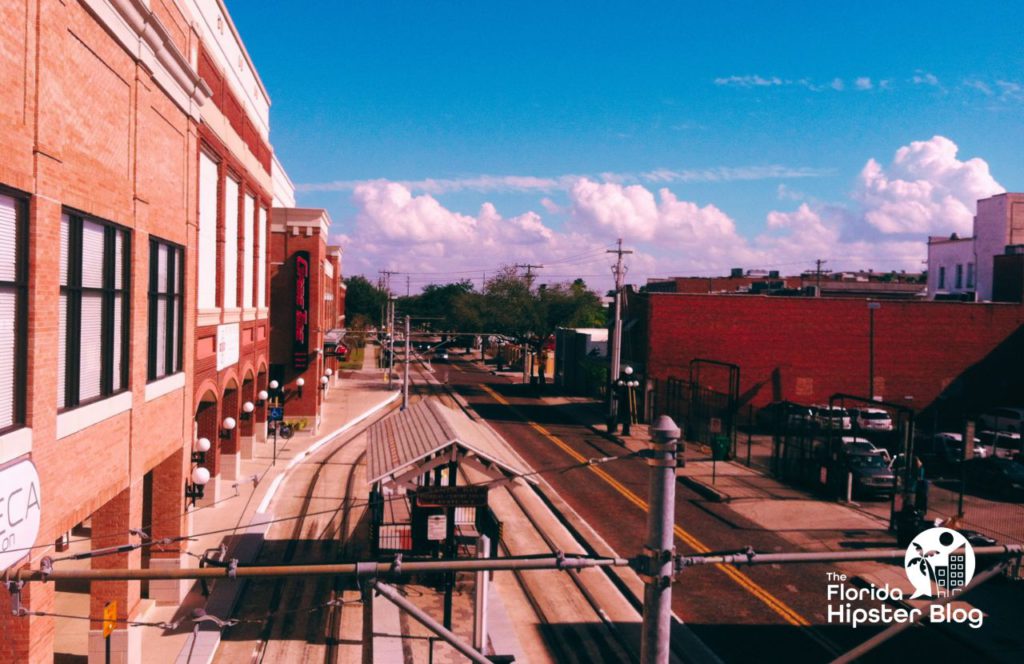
<box><xmin>229</xmin><ymin>1</ymin><xmax>1022</xmax><ymax>290</ymax></box>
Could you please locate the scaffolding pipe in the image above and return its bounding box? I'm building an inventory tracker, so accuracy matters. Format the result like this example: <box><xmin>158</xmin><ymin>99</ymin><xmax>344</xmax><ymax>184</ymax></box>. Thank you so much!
<box><xmin>374</xmin><ymin>581</ymin><xmax>492</xmax><ymax>664</ymax></box>
<box><xmin>678</xmin><ymin>544</ymin><xmax>1021</xmax><ymax>568</ymax></box>
<box><xmin>7</xmin><ymin>555</ymin><xmax>627</xmax><ymax>582</ymax></box>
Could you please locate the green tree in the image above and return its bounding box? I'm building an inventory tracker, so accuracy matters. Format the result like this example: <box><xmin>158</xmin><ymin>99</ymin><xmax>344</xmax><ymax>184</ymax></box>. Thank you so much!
<box><xmin>344</xmin><ymin>275</ymin><xmax>388</xmax><ymax>329</ymax></box>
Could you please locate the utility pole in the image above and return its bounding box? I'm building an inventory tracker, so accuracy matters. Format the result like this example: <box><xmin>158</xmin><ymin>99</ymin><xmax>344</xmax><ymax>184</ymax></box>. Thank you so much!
<box><xmin>641</xmin><ymin>415</ymin><xmax>681</xmax><ymax>664</ymax></box>
<box><xmin>607</xmin><ymin>238</ymin><xmax>632</xmax><ymax>433</ymax></box>
<box><xmin>814</xmin><ymin>259</ymin><xmax>828</xmax><ymax>295</ymax></box>
<box><xmin>406</xmin><ymin>274</ymin><xmax>411</xmax><ymax>298</ymax></box>
<box><xmin>402</xmin><ymin>315</ymin><xmax>410</xmax><ymax>409</ymax></box>
<box><xmin>515</xmin><ymin>264</ymin><xmax>544</xmax><ymax>384</ymax></box>
<box><xmin>514</xmin><ymin>263</ymin><xmax>544</xmax><ymax>288</ymax></box>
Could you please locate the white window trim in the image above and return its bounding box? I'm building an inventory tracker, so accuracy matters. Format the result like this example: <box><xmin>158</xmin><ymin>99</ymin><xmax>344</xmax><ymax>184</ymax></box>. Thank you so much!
<box><xmin>145</xmin><ymin>372</ymin><xmax>185</xmax><ymax>402</ymax></box>
<box><xmin>0</xmin><ymin>427</ymin><xmax>32</xmax><ymax>466</ymax></box>
<box><xmin>56</xmin><ymin>392</ymin><xmax>132</xmax><ymax>440</ymax></box>
<box><xmin>197</xmin><ymin>308</ymin><xmax>222</xmax><ymax>327</ymax></box>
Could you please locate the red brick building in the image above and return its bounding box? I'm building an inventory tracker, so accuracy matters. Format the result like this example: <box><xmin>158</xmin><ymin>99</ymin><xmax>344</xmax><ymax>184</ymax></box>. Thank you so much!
<box><xmin>268</xmin><ymin>209</ymin><xmax>346</xmax><ymax>432</ymax></box>
<box><xmin>0</xmin><ymin>1</ymin><xmax>283</xmax><ymax>661</ymax></box>
<box><xmin>646</xmin><ymin>294</ymin><xmax>1024</xmax><ymax>419</ymax></box>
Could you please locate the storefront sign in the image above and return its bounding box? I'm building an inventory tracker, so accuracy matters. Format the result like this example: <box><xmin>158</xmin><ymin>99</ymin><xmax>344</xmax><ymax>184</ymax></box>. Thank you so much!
<box><xmin>427</xmin><ymin>515</ymin><xmax>447</xmax><ymax>541</ymax></box>
<box><xmin>216</xmin><ymin>323</ymin><xmax>240</xmax><ymax>371</ymax></box>
<box><xmin>0</xmin><ymin>460</ymin><xmax>42</xmax><ymax>570</ymax></box>
<box><xmin>294</xmin><ymin>251</ymin><xmax>310</xmax><ymax>369</ymax></box>
<box><xmin>417</xmin><ymin>486</ymin><xmax>489</xmax><ymax>508</ymax></box>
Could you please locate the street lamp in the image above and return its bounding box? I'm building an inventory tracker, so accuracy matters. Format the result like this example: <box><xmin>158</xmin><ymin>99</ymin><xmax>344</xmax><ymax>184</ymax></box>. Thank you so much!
<box><xmin>325</xmin><ymin>368</ymin><xmax>333</xmax><ymax>378</ymax></box>
<box><xmin>268</xmin><ymin>380</ymin><xmax>279</xmax><ymax>390</ymax></box>
<box><xmin>221</xmin><ymin>416</ymin><xmax>236</xmax><ymax>439</ymax></box>
<box><xmin>184</xmin><ymin>465</ymin><xmax>210</xmax><ymax>507</ymax></box>
<box><xmin>192</xmin><ymin>437</ymin><xmax>211</xmax><ymax>464</ymax></box>
<box><xmin>256</xmin><ymin>390</ymin><xmax>269</xmax><ymax>405</ymax></box>
<box><xmin>241</xmin><ymin>401</ymin><xmax>255</xmax><ymax>419</ymax></box>
<box><xmin>296</xmin><ymin>377</ymin><xmax>305</xmax><ymax>398</ymax></box>
<box><xmin>320</xmin><ymin>375</ymin><xmax>329</xmax><ymax>390</ymax></box>
<box><xmin>868</xmin><ymin>301</ymin><xmax>881</xmax><ymax>400</ymax></box>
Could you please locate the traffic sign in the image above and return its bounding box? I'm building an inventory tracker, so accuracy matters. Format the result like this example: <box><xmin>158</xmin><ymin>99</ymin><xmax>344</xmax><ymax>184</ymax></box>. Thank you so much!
<box><xmin>427</xmin><ymin>515</ymin><xmax>447</xmax><ymax>541</ymax></box>
<box><xmin>103</xmin><ymin>601</ymin><xmax>117</xmax><ymax>638</ymax></box>
<box><xmin>269</xmin><ymin>407</ymin><xmax>284</xmax><ymax>422</ymax></box>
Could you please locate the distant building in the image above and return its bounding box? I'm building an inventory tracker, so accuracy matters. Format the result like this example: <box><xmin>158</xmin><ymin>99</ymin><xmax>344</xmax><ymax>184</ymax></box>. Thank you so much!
<box><xmin>926</xmin><ymin>192</ymin><xmax>1024</xmax><ymax>302</ymax></box>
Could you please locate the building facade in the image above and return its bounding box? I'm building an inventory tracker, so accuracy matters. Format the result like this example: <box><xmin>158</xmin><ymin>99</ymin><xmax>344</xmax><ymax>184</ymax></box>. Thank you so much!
<box><xmin>268</xmin><ymin>209</ymin><xmax>345</xmax><ymax>435</ymax></box>
<box><xmin>0</xmin><ymin>0</ymin><xmax>209</xmax><ymax>661</ymax></box>
<box><xmin>0</xmin><ymin>1</ymin><xmax>286</xmax><ymax>661</ymax></box>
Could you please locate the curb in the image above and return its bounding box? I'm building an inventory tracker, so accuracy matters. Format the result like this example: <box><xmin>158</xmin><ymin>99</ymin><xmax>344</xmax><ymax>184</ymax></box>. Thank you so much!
<box><xmin>677</xmin><ymin>474</ymin><xmax>729</xmax><ymax>502</ymax></box>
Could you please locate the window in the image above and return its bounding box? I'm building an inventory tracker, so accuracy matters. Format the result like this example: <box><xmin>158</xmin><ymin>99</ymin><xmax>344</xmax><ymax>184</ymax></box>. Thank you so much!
<box><xmin>955</xmin><ymin>264</ymin><xmax>963</xmax><ymax>289</ymax></box>
<box><xmin>967</xmin><ymin>262</ymin><xmax>975</xmax><ymax>289</ymax></box>
<box><xmin>223</xmin><ymin>176</ymin><xmax>239</xmax><ymax>308</ymax></box>
<box><xmin>0</xmin><ymin>190</ymin><xmax>27</xmax><ymax>433</ymax></box>
<box><xmin>257</xmin><ymin>206</ymin><xmax>267</xmax><ymax>309</ymax></box>
<box><xmin>148</xmin><ymin>238</ymin><xmax>184</xmax><ymax>381</ymax></box>
<box><xmin>243</xmin><ymin>193</ymin><xmax>254</xmax><ymax>308</ymax></box>
<box><xmin>197</xmin><ymin>152</ymin><xmax>219</xmax><ymax>309</ymax></box>
<box><xmin>938</xmin><ymin>266</ymin><xmax>946</xmax><ymax>289</ymax></box>
<box><xmin>59</xmin><ymin>212</ymin><xmax>130</xmax><ymax>409</ymax></box>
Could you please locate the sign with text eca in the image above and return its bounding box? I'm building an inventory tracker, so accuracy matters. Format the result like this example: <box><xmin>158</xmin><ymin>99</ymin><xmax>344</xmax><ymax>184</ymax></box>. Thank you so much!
<box><xmin>293</xmin><ymin>251</ymin><xmax>311</xmax><ymax>370</ymax></box>
<box><xmin>0</xmin><ymin>459</ymin><xmax>42</xmax><ymax>571</ymax></box>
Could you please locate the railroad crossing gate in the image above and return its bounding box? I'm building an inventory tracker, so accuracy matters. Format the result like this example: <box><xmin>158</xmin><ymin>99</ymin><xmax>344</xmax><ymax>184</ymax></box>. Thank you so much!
<box><xmin>366</xmin><ymin>398</ymin><xmax>534</xmax><ymax>555</ymax></box>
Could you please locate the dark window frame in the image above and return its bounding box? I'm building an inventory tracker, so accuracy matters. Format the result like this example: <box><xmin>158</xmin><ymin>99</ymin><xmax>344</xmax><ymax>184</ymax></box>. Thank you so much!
<box><xmin>60</xmin><ymin>211</ymin><xmax>131</xmax><ymax>411</ymax></box>
<box><xmin>147</xmin><ymin>237</ymin><xmax>185</xmax><ymax>381</ymax></box>
<box><xmin>0</xmin><ymin>185</ymin><xmax>28</xmax><ymax>436</ymax></box>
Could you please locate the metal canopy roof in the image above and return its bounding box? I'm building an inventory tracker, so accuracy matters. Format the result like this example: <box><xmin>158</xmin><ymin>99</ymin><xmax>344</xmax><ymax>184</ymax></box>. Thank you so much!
<box><xmin>367</xmin><ymin>399</ymin><xmax>533</xmax><ymax>487</ymax></box>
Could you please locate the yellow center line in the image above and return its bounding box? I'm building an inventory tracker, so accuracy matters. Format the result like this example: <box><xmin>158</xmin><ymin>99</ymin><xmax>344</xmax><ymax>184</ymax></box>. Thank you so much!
<box><xmin>479</xmin><ymin>383</ymin><xmax>816</xmax><ymax>630</ymax></box>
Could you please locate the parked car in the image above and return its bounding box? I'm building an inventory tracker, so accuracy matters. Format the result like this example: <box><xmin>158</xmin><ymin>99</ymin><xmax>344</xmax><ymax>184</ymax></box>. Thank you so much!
<box><xmin>977</xmin><ymin>430</ymin><xmax>1023</xmax><ymax>459</ymax></box>
<box><xmin>812</xmin><ymin>405</ymin><xmax>852</xmax><ymax>430</ymax></box>
<box><xmin>915</xmin><ymin>432</ymin><xmax>985</xmax><ymax>475</ymax></box>
<box><xmin>978</xmin><ymin>407</ymin><xmax>1024</xmax><ymax>433</ymax></box>
<box><xmin>850</xmin><ymin>407</ymin><xmax>894</xmax><ymax>432</ymax></box>
<box><xmin>756</xmin><ymin>401</ymin><xmax>813</xmax><ymax>430</ymax></box>
<box><xmin>433</xmin><ymin>346</ymin><xmax>450</xmax><ymax>362</ymax></box>
<box><xmin>964</xmin><ymin>457</ymin><xmax>1024</xmax><ymax>501</ymax></box>
<box><xmin>841</xmin><ymin>436</ymin><xmax>890</xmax><ymax>462</ymax></box>
<box><xmin>843</xmin><ymin>451</ymin><xmax>896</xmax><ymax>497</ymax></box>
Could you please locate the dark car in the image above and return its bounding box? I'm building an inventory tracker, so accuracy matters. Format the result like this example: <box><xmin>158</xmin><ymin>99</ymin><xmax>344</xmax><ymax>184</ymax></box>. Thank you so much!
<box><xmin>844</xmin><ymin>451</ymin><xmax>896</xmax><ymax>497</ymax></box>
<box><xmin>964</xmin><ymin>457</ymin><xmax>1024</xmax><ymax>501</ymax></box>
<box><xmin>432</xmin><ymin>346</ymin><xmax>450</xmax><ymax>362</ymax></box>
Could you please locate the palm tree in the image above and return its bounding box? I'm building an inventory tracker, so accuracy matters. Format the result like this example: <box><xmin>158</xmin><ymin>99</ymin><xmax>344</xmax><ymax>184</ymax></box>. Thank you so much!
<box><xmin>906</xmin><ymin>542</ymin><xmax>941</xmax><ymax>595</ymax></box>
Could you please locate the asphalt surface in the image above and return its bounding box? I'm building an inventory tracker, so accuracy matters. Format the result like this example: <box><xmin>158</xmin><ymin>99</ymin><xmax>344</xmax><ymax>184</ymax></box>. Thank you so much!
<box><xmin>444</xmin><ymin>352</ymin><xmax>1018</xmax><ymax>664</ymax></box>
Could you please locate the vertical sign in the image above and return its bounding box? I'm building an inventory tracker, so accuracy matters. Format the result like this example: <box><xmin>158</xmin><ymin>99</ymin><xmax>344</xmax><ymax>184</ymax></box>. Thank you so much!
<box><xmin>293</xmin><ymin>251</ymin><xmax>310</xmax><ymax>369</ymax></box>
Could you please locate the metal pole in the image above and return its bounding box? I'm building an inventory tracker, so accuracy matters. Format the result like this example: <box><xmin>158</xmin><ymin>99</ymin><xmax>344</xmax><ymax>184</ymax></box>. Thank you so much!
<box><xmin>374</xmin><ymin>581</ymin><xmax>491</xmax><ymax>664</ymax></box>
<box><xmin>473</xmin><ymin>535</ymin><xmax>490</xmax><ymax>652</ymax></box>
<box><xmin>443</xmin><ymin>456</ymin><xmax>457</xmax><ymax>629</ymax></box>
<box><xmin>402</xmin><ymin>315</ymin><xmax>410</xmax><ymax>410</ymax></box>
<box><xmin>641</xmin><ymin>415</ymin><xmax>681</xmax><ymax>664</ymax></box>
<box><xmin>607</xmin><ymin>239</ymin><xmax>631</xmax><ymax>432</ymax></box>
<box><xmin>361</xmin><ymin>584</ymin><xmax>374</xmax><ymax>664</ymax></box>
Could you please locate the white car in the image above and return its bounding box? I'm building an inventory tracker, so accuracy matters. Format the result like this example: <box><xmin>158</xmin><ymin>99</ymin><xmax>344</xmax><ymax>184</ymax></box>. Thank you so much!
<box><xmin>812</xmin><ymin>405</ymin><xmax>852</xmax><ymax>430</ymax></box>
<box><xmin>978</xmin><ymin>407</ymin><xmax>1024</xmax><ymax>433</ymax></box>
<box><xmin>852</xmin><ymin>407</ymin><xmax>894</xmax><ymax>432</ymax></box>
<box><xmin>841</xmin><ymin>436</ymin><xmax>890</xmax><ymax>462</ymax></box>
<box><xmin>978</xmin><ymin>430</ymin><xmax>1022</xmax><ymax>459</ymax></box>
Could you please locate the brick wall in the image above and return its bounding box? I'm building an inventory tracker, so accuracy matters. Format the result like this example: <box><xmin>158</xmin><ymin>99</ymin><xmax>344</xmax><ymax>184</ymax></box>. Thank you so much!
<box><xmin>647</xmin><ymin>294</ymin><xmax>1024</xmax><ymax>415</ymax></box>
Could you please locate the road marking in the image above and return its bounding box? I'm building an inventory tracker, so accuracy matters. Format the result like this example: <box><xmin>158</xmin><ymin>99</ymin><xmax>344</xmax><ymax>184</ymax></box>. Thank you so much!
<box><xmin>479</xmin><ymin>383</ymin><xmax>840</xmax><ymax>653</ymax></box>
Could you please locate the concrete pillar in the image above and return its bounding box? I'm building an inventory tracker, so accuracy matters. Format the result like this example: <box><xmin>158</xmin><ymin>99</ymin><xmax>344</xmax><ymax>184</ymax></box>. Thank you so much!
<box><xmin>0</xmin><ymin>580</ymin><xmax>55</xmax><ymax>664</ymax></box>
<box><xmin>255</xmin><ymin>371</ymin><xmax>268</xmax><ymax>443</ymax></box>
<box><xmin>89</xmin><ymin>486</ymin><xmax>143</xmax><ymax>664</ymax></box>
<box><xmin>240</xmin><ymin>379</ymin><xmax>255</xmax><ymax>460</ymax></box>
<box><xmin>148</xmin><ymin>450</ymin><xmax>190</xmax><ymax>605</ymax></box>
<box><xmin>195</xmin><ymin>400</ymin><xmax>221</xmax><ymax>504</ymax></box>
<box><xmin>221</xmin><ymin>387</ymin><xmax>240</xmax><ymax>481</ymax></box>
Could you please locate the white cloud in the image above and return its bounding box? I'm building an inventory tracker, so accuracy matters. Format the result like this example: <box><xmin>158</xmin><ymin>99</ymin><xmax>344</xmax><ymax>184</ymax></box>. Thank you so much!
<box><xmin>299</xmin><ymin>164</ymin><xmax>831</xmax><ymax>194</ymax></box>
<box><xmin>855</xmin><ymin>77</ymin><xmax>873</xmax><ymax>90</ymax></box>
<box><xmin>713</xmin><ymin>75</ymin><xmax>785</xmax><ymax>87</ymax></box>
<box><xmin>337</xmin><ymin>136</ymin><xmax>1003</xmax><ymax>288</ymax></box>
<box><xmin>830</xmin><ymin>78</ymin><xmax>845</xmax><ymax>91</ymax></box>
<box><xmin>963</xmin><ymin>78</ymin><xmax>993</xmax><ymax>95</ymax></box>
<box><xmin>854</xmin><ymin>135</ymin><xmax>1004</xmax><ymax>234</ymax></box>
<box><xmin>912</xmin><ymin>71</ymin><xmax>940</xmax><ymax>87</ymax></box>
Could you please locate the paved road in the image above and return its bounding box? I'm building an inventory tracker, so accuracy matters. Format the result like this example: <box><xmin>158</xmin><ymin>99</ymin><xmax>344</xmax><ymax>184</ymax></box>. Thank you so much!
<box><xmin>445</xmin><ymin>354</ymin><xmax>1012</xmax><ymax>663</ymax></box>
